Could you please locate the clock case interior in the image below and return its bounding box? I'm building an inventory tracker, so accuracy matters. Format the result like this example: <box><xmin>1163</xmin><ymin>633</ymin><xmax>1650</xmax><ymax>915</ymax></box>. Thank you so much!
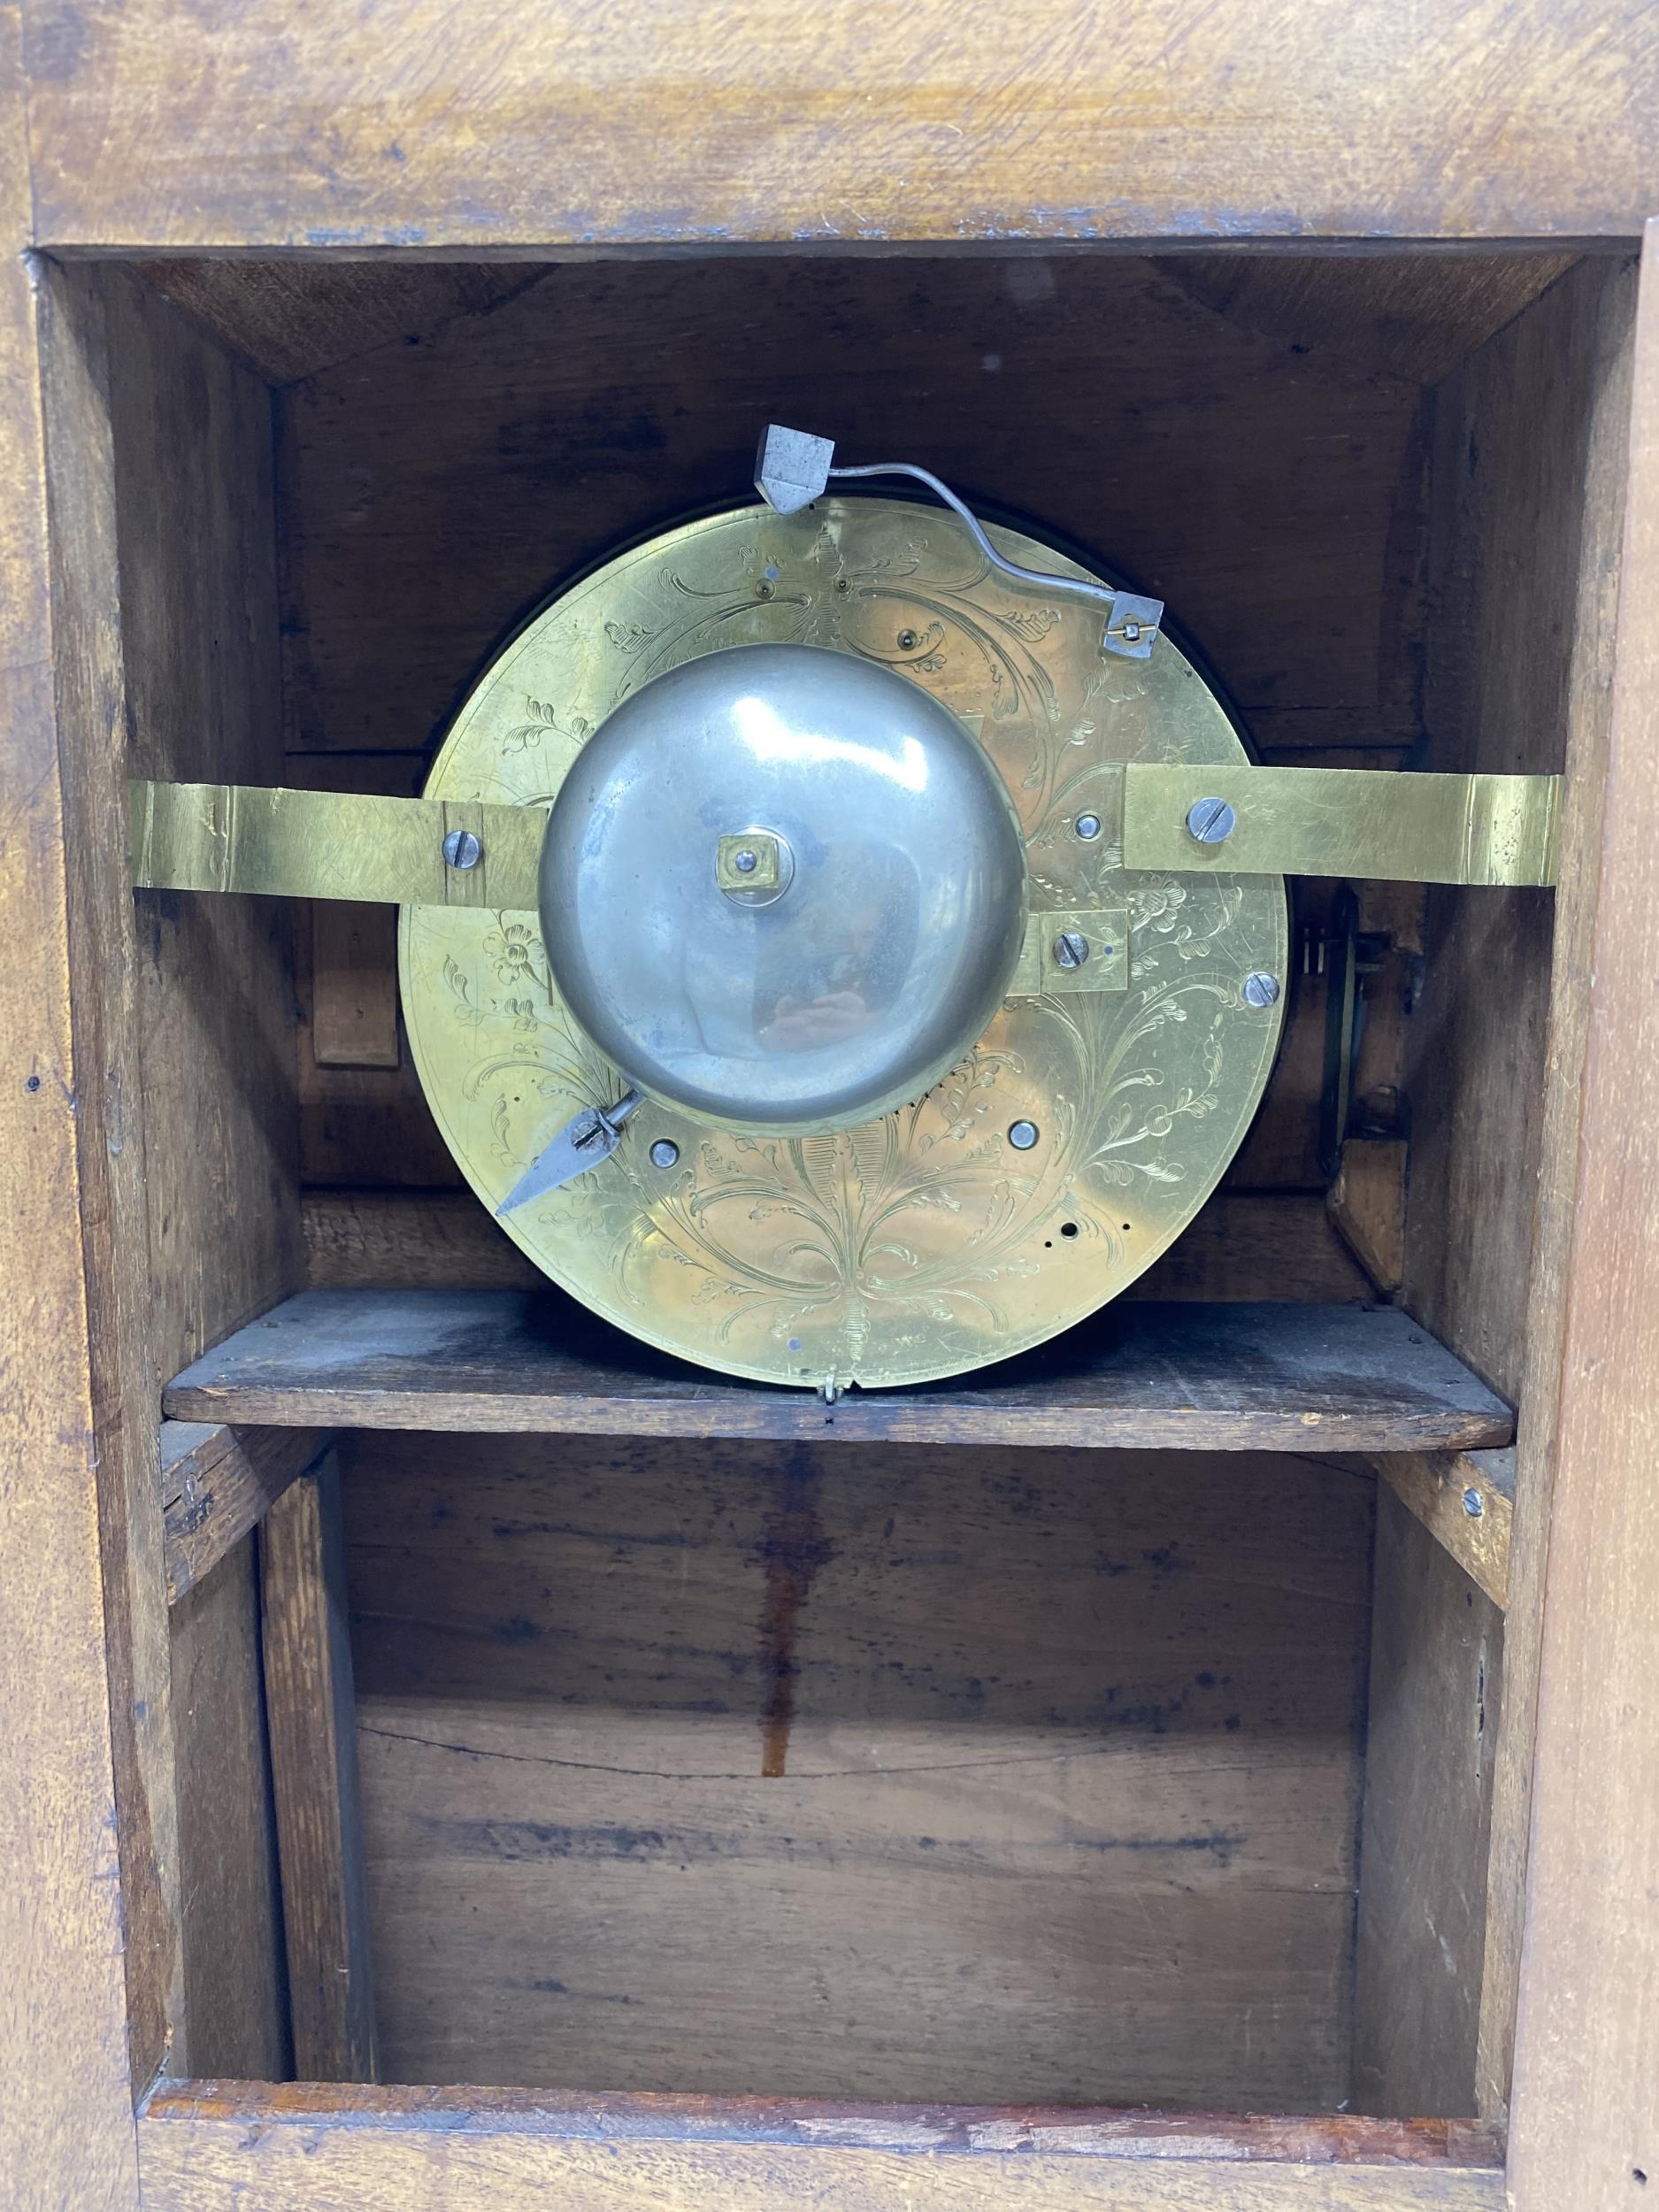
<box><xmin>46</xmin><ymin>243</ymin><xmax>1632</xmax><ymax>2124</ymax></box>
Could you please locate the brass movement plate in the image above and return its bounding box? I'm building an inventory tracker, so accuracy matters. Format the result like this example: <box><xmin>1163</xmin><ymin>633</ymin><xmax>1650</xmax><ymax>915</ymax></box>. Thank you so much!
<box><xmin>401</xmin><ymin>499</ymin><xmax>1288</xmax><ymax>1391</ymax></box>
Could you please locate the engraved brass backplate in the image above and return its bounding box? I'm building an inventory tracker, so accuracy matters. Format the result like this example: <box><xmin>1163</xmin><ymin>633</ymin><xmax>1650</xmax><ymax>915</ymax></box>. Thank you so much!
<box><xmin>400</xmin><ymin>499</ymin><xmax>1287</xmax><ymax>1390</ymax></box>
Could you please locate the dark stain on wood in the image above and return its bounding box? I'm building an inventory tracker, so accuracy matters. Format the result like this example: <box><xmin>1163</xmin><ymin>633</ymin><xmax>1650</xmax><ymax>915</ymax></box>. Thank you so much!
<box><xmin>757</xmin><ymin>1448</ymin><xmax>833</xmax><ymax>1778</ymax></box>
<box><xmin>413</xmin><ymin>1816</ymin><xmax>1252</xmax><ymax>1872</ymax></box>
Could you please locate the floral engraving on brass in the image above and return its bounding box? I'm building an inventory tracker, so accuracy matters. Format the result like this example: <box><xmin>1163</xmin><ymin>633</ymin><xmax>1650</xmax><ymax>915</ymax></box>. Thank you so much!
<box><xmin>400</xmin><ymin>499</ymin><xmax>1287</xmax><ymax>1389</ymax></box>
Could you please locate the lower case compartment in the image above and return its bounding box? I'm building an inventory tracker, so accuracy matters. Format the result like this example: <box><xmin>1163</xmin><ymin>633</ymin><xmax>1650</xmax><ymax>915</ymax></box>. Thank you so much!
<box><xmin>342</xmin><ymin>1437</ymin><xmax>1372</xmax><ymax>2109</ymax></box>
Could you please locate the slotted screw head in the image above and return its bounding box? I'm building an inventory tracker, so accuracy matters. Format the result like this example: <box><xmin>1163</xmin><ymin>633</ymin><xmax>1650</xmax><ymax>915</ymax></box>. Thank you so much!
<box><xmin>442</xmin><ymin>827</ymin><xmax>482</xmax><ymax>870</ymax></box>
<box><xmin>1463</xmin><ymin>1487</ymin><xmax>1484</xmax><ymax>1518</ymax></box>
<box><xmin>1054</xmin><ymin>931</ymin><xmax>1090</xmax><ymax>971</ymax></box>
<box><xmin>1241</xmin><ymin>971</ymin><xmax>1280</xmax><ymax>1008</ymax></box>
<box><xmin>1187</xmin><ymin>796</ymin><xmax>1236</xmax><ymax>845</ymax></box>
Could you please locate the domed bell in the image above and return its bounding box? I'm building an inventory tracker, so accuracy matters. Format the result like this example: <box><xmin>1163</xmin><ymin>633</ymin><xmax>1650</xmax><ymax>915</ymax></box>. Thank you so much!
<box><xmin>539</xmin><ymin>642</ymin><xmax>1029</xmax><ymax>1133</ymax></box>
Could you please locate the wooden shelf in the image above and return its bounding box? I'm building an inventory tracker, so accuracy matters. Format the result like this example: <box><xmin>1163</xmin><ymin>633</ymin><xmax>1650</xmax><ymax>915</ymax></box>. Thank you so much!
<box><xmin>163</xmin><ymin>1290</ymin><xmax>1514</xmax><ymax>1451</ymax></box>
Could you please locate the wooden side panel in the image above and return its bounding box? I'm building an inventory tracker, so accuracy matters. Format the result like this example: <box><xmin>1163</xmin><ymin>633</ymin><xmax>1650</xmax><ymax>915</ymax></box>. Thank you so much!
<box><xmin>1475</xmin><ymin>257</ymin><xmax>1640</xmax><ymax>2122</ymax></box>
<box><xmin>104</xmin><ymin>262</ymin><xmax>303</xmax><ymax>1356</ymax></box>
<box><xmin>1404</xmin><ymin>255</ymin><xmax>1636</xmax><ymax>1402</ymax></box>
<box><xmin>0</xmin><ymin>17</ymin><xmax>138</xmax><ymax>2202</ymax></box>
<box><xmin>1506</xmin><ymin>218</ymin><xmax>1659</xmax><ymax>2212</ymax></box>
<box><xmin>168</xmin><ymin>1541</ymin><xmax>290</xmax><ymax>2079</ymax></box>
<box><xmin>22</xmin><ymin>0</ymin><xmax>1659</xmax><ymax>246</ymax></box>
<box><xmin>38</xmin><ymin>259</ymin><xmax>183</xmax><ymax>2091</ymax></box>
<box><xmin>1351</xmin><ymin>1490</ymin><xmax>1502</xmax><ymax>2116</ymax></box>
<box><xmin>135</xmin><ymin>259</ymin><xmax>545</xmax><ymax>386</ymax></box>
<box><xmin>94</xmin><ymin>263</ymin><xmax>303</xmax><ymax>2078</ymax></box>
<box><xmin>262</xmin><ymin>1454</ymin><xmax>379</xmax><ymax>2082</ymax></box>
<box><xmin>1380</xmin><ymin>252</ymin><xmax>1640</xmax><ymax>2123</ymax></box>
<box><xmin>343</xmin><ymin>1434</ymin><xmax>1371</xmax><ymax>2109</ymax></box>
<box><xmin>1151</xmin><ymin>255</ymin><xmax>1580</xmax><ymax>387</ymax></box>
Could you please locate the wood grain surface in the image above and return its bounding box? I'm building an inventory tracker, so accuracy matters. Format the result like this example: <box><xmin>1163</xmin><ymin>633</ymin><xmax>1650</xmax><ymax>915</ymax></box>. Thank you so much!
<box><xmin>1350</xmin><ymin>1489</ymin><xmax>1503</xmax><ymax>2116</ymax></box>
<box><xmin>19</xmin><ymin>0</ymin><xmax>1659</xmax><ymax>248</ymax></box>
<box><xmin>1404</xmin><ymin>254</ymin><xmax>1635</xmax><ymax>1407</ymax></box>
<box><xmin>1505</xmin><ymin>219</ymin><xmax>1659</xmax><ymax>2212</ymax></box>
<box><xmin>103</xmin><ymin>261</ymin><xmax>305</xmax><ymax>1359</ymax></box>
<box><xmin>1364</xmin><ymin>1448</ymin><xmax>1515</xmax><ymax>1613</ymax></box>
<box><xmin>135</xmin><ymin>2081</ymin><xmax>1505</xmax><ymax>2211</ymax></box>
<box><xmin>166</xmin><ymin>1542</ymin><xmax>290</xmax><ymax>2082</ymax></box>
<box><xmin>0</xmin><ymin>14</ymin><xmax>138</xmax><ymax>2204</ymax></box>
<box><xmin>37</xmin><ymin>252</ymin><xmax>184</xmax><ymax>2095</ymax></box>
<box><xmin>163</xmin><ymin>1290</ymin><xmax>1514</xmax><ymax>1450</ymax></box>
<box><xmin>86</xmin><ymin>260</ymin><xmax>303</xmax><ymax>2083</ymax></box>
<box><xmin>159</xmin><ymin>1420</ymin><xmax>333</xmax><ymax>1604</ymax></box>
<box><xmin>343</xmin><ymin>1432</ymin><xmax>1370</xmax><ymax>2104</ymax></box>
<box><xmin>1468</xmin><ymin>255</ymin><xmax>1641</xmax><ymax>2124</ymax></box>
<box><xmin>277</xmin><ymin>255</ymin><xmax>1429</xmax><ymax>763</ymax></box>
<box><xmin>143</xmin><ymin>252</ymin><xmax>1573</xmax><ymax>396</ymax></box>
<box><xmin>261</xmin><ymin>1455</ymin><xmax>380</xmax><ymax>2082</ymax></box>
<box><xmin>137</xmin><ymin>259</ymin><xmax>545</xmax><ymax>385</ymax></box>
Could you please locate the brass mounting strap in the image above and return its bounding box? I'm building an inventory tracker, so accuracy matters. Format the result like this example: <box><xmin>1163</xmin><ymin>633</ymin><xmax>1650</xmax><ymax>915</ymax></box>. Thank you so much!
<box><xmin>129</xmin><ymin>781</ymin><xmax>545</xmax><ymax>910</ymax></box>
<box><xmin>131</xmin><ymin>764</ymin><xmax>1563</xmax><ymax>912</ymax></box>
<box><xmin>1121</xmin><ymin>765</ymin><xmax>1561</xmax><ymax>887</ymax></box>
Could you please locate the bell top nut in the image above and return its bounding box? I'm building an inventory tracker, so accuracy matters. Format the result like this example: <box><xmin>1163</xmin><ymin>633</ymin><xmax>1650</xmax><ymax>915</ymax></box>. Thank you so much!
<box><xmin>716</xmin><ymin>829</ymin><xmax>789</xmax><ymax>902</ymax></box>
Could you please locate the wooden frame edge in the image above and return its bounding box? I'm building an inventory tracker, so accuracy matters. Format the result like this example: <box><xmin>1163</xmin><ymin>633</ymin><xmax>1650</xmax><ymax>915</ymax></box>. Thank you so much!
<box><xmin>136</xmin><ymin>2085</ymin><xmax>1505</xmax><ymax>2210</ymax></box>
<box><xmin>1504</xmin><ymin>213</ymin><xmax>1659</xmax><ymax>2209</ymax></box>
